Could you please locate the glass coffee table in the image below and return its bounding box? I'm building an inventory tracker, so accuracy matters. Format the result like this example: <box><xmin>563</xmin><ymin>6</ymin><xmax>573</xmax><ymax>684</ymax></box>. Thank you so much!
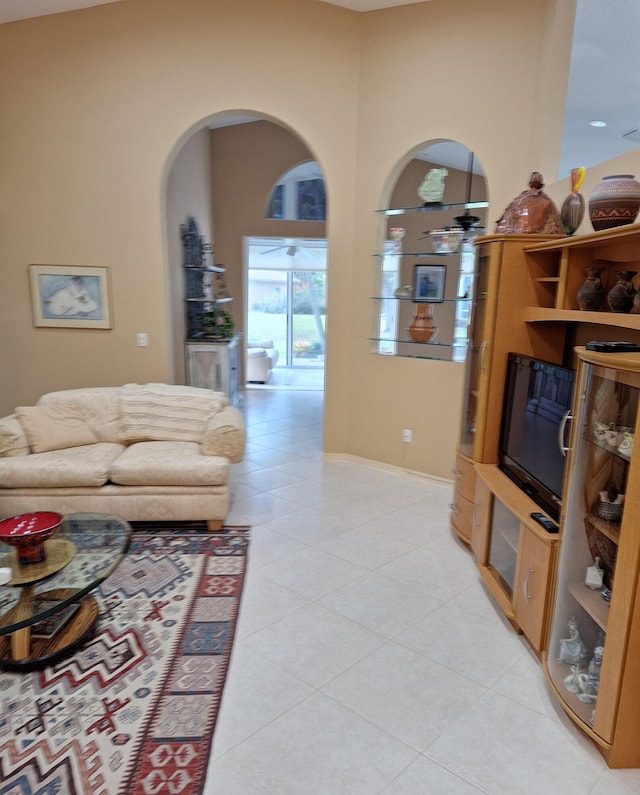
<box><xmin>0</xmin><ymin>512</ymin><xmax>131</xmax><ymax>670</ymax></box>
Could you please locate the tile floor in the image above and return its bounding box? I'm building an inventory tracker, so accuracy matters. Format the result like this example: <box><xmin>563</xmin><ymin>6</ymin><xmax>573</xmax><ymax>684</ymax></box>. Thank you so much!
<box><xmin>204</xmin><ymin>389</ymin><xmax>640</xmax><ymax>795</ymax></box>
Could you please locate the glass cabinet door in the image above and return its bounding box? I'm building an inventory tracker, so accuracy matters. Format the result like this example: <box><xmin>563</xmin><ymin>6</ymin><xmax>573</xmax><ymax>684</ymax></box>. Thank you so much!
<box><xmin>546</xmin><ymin>359</ymin><xmax>640</xmax><ymax>741</ymax></box>
<box><xmin>460</xmin><ymin>243</ymin><xmax>490</xmax><ymax>457</ymax></box>
<box><xmin>486</xmin><ymin>495</ymin><xmax>521</xmax><ymax>599</ymax></box>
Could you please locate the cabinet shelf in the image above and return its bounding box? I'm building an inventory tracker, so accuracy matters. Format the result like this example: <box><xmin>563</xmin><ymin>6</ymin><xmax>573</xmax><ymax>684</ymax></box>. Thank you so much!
<box><xmin>586</xmin><ymin>513</ymin><xmax>621</xmax><ymax>546</ymax></box>
<box><xmin>184</xmin><ymin>264</ymin><xmax>226</xmax><ymax>273</ymax></box>
<box><xmin>567</xmin><ymin>581</ymin><xmax>610</xmax><ymax>631</ymax></box>
<box><xmin>524</xmin><ymin>306</ymin><xmax>640</xmax><ymax>330</ymax></box>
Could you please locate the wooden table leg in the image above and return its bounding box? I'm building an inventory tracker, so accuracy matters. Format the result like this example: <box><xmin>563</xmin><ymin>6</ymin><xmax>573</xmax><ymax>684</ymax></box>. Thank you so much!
<box><xmin>10</xmin><ymin>584</ymin><xmax>34</xmax><ymax>661</ymax></box>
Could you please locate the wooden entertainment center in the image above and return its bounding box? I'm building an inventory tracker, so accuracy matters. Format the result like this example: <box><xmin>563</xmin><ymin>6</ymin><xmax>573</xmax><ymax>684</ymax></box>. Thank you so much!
<box><xmin>451</xmin><ymin>224</ymin><xmax>640</xmax><ymax>767</ymax></box>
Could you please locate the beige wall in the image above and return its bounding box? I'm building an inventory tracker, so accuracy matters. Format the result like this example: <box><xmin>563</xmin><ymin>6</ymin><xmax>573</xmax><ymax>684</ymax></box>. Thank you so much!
<box><xmin>0</xmin><ymin>0</ymin><xmax>590</xmax><ymax>481</ymax></box>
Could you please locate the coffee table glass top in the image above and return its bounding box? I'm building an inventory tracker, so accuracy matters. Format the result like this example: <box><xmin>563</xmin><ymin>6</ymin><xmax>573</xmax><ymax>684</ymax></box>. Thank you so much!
<box><xmin>0</xmin><ymin>512</ymin><xmax>131</xmax><ymax>634</ymax></box>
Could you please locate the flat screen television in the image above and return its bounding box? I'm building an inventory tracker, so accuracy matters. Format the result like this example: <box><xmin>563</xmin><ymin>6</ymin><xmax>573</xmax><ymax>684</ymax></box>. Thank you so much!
<box><xmin>498</xmin><ymin>353</ymin><xmax>575</xmax><ymax>521</ymax></box>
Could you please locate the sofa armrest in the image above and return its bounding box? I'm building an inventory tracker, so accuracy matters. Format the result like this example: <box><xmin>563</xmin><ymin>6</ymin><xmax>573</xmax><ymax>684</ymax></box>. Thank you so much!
<box><xmin>201</xmin><ymin>406</ymin><xmax>245</xmax><ymax>463</ymax></box>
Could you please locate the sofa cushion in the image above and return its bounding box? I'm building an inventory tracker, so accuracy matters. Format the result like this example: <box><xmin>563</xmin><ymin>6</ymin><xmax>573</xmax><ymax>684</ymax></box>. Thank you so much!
<box><xmin>15</xmin><ymin>405</ymin><xmax>98</xmax><ymax>453</ymax></box>
<box><xmin>109</xmin><ymin>441</ymin><xmax>230</xmax><ymax>486</ymax></box>
<box><xmin>119</xmin><ymin>383</ymin><xmax>228</xmax><ymax>443</ymax></box>
<box><xmin>0</xmin><ymin>414</ymin><xmax>30</xmax><ymax>457</ymax></box>
<box><xmin>0</xmin><ymin>442</ymin><xmax>124</xmax><ymax>488</ymax></box>
<box><xmin>38</xmin><ymin>387</ymin><xmax>123</xmax><ymax>443</ymax></box>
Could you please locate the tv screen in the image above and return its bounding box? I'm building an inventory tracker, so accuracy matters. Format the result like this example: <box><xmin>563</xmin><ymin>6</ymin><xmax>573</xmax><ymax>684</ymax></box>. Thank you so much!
<box><xmin>498</xmin><ymin>353</ymin><xmax>575</xmax><ymax>521</ymax></box>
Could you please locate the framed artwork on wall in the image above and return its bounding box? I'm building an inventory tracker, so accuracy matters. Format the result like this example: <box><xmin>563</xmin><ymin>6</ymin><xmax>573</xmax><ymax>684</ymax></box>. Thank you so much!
<box><xmin>29</xmin><ymin>265</ymin><xmax>112</xmax><ymax>329</ymax></box>
<box><xmin>413</xmin><ymin>264</ymin><xmax>446</xmax><ymax>303</ymax></box>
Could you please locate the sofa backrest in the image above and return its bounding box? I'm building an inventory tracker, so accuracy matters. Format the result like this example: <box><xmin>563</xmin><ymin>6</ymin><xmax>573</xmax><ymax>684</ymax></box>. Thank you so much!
<box><xmin>38</xmin><ymin>387</ymin><xmax>123</xmax><ymax>443</ymax></box>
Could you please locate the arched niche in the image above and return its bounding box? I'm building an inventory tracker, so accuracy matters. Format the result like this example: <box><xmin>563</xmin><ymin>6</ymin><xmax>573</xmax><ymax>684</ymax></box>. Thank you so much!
<box><xmin>374</xmin><ymin>140</ymin><xmax>489</xmax><ymax>363</ymax></box>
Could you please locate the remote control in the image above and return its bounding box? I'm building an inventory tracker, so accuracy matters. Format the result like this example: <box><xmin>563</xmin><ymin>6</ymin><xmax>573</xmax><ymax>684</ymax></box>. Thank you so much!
<box><xmin>586</xmin><ymin>341</ymin><xmax>640</xmax><ymax>353</ymax></box>
<box><xmin>530</xmin><ymin>512</ymin><xmax>558</xmax><ymax>533</ymax></box>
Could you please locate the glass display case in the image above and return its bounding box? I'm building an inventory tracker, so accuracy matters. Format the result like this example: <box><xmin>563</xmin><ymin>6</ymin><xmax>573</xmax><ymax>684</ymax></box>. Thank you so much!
<box><xmin>545</xmin><ymin>347</ymin><xmax>640</xmax><ymax>766</ymax></box>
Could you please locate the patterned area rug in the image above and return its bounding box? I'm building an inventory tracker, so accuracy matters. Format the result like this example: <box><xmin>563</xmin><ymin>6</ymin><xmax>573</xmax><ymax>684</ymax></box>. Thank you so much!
<box><xmin>0</xmin><ymin>525</ymin><xmax>250</xmax><ymax>795</ymax></box>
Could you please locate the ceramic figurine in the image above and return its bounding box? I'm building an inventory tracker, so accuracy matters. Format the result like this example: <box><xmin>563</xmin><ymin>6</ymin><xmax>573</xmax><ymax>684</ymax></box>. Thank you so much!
<box><xmin>558</xmin><ymin>616</ymin><xmax>587</xmax><ymax>665</ymax></box>
<box><xmin>495</xmin><ymin>172</ymin><xmax>563</xmax><ymax>235</ymax></box>
<box><xmin>577</xmin><ymin>646</ymin><xmax>604</xmax><ymax>703</ymax></box>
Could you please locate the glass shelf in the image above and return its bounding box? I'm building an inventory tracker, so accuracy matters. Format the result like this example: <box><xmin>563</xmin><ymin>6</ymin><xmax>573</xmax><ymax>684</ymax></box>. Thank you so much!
<box><xmin>185</xmin><ymin>296</ymin><xmax>233</xmax><ymax>304</ymax></box>
<box><xmin>372</xmin><ymin>251</ymin><xmax>462</xmax><ymax>258</ymax></box>
<box><xmin>369</xmin><ymin>336</ymin><xmax>467</xmax><ymax>348</ymax></box>
<box><xmin>371</xmin><ymin>295</ymin><xmax>472</xmax><ymax>303</ymax></box>
<box><xmin>377</xmin><ymin>201</ymin><xmax>489</xmax><ymax>216</ymax></box>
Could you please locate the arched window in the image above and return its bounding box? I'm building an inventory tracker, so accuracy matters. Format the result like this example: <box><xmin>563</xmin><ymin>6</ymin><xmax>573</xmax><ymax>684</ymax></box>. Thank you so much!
<box><xmin>266</xmin><ymin>161</ymin><xmax>326</xmax><ymax>221</ymax></box>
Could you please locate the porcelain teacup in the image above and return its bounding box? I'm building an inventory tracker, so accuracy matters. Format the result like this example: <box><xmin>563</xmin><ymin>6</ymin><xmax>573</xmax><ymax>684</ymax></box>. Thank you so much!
<box><xmin>593</xmin><ymin>421</ymin><xmax>608</xmax><ymax>441</ymax></box>
<box><xmin>605</xmin><ymin>426</ymin><xmax>622</xmax><ymax>447</ymax></box>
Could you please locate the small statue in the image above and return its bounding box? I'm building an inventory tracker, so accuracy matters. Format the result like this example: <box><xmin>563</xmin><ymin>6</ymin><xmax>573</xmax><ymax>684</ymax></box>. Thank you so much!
<box><xmin>558</xmin><ymin>616</ymin><xmax>588</xmax><ymax>665</ymax></box>
<box><xmin>495</xmin><ymin>172</ymin><xmax>563</xmax><ymax>235</ymax></box>
<box><xmin>577</xmin><ymin>645</ymin><xmax>604</xmax><ymax>703</ymax></box>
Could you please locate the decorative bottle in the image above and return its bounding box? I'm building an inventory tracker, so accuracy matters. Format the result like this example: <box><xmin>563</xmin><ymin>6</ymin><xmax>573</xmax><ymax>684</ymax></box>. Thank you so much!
<box><xmin>607</xmin><ymin>270</ymin><xmax>637</xmax><ymax>313</ymax></box>
<box><xmin>408</xmin><ymin>304</ymin><xmax>438</xmax><ymax>343</ymax></box>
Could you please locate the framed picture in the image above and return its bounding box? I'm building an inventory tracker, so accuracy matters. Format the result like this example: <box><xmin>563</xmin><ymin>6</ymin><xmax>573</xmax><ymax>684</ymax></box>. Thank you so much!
<box><xmin>413</xmin><ymin>264</ymin><xmax>446</xmax><ymax>303</ymax></box>
<box><xmin>29</xmin><ymin>265</ymin><xmax>112</xmax><ymax>329</ymax></box>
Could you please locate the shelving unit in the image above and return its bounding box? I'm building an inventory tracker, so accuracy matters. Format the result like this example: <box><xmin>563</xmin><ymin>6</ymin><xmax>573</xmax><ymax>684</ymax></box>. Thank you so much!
<box><xmin>371</xmin><ymin>201</ymin><xmax>488</xmax><ymax>363</ymax></box>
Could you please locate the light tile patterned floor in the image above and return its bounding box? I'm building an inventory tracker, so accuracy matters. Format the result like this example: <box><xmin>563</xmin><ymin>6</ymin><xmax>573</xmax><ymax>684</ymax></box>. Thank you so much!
<box><xmin>204</xmin><ymin>389</ymin><xmax>640</xmax><ymax>795</ymax></box>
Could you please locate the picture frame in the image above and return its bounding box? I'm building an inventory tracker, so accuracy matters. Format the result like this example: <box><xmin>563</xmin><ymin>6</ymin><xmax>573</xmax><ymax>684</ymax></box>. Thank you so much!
<box><xmin>413</xmin><ymin>264</ymin><xmax>446</xmax><ymax>303</ymax></box>
<box><xmin>29</xmin><ymin>265</ymin><xmax>112</xmax><ymax>329</ymax></box>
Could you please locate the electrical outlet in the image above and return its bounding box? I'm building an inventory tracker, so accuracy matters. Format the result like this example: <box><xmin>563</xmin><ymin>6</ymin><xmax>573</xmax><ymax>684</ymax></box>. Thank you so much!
<box><xmin>136</xmin><ymin>333</ymin><xmax>149</xmax><ymax>347</ymax></box>
<box><xmin>402</xmin><ymin>429</ymin><xmax>413</xmax><ymax>443</ymax></box>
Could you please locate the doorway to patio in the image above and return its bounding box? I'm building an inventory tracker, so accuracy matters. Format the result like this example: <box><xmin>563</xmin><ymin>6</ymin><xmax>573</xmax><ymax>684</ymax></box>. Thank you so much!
<box><xmin>245</xmin><ymin>236</ymin><xmax>326</xmax><ymax>390</ymax></box>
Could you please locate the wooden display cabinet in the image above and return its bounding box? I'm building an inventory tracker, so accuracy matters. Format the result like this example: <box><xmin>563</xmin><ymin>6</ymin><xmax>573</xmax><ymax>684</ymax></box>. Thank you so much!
<box><xmin>451</xmin><ymin>235</ymin><xmax>564</xmax><ymax>543</ymax></box>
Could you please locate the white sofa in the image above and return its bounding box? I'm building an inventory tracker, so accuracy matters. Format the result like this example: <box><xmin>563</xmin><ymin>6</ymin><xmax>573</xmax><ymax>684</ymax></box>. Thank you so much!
<box><xmin>246</xmin><ymin>340</ymin><xmax>279</xmax><ymax>383</ymax></box>
<box><xmin>0</xmin><ymin>383</ymin><xmax>245</xmax><ymax>530</ymax></box>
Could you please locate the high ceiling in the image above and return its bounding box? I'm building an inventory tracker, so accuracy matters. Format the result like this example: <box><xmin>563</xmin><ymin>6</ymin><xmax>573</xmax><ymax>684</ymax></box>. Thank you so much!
<box><xmin>1</xmin><ymin>0</ymin><xmax>637</xmax><ymax>180</ymax></box>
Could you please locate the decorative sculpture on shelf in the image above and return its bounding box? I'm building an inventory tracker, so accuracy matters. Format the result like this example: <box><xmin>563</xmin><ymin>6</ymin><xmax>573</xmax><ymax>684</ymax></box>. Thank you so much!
<box><xmin>418</xmin><ymin>167</ymin><xmax>448</xmax><ymax>205</ymax></box>
<box><xmin>558</xmin><ymin>616</ymin><xmax>589</xmax><ymax>666</ymax></box>
<box><xmin>494</xmin><ymin>172</ymin><xmax>563</xmax><ymax>235</ymax></box>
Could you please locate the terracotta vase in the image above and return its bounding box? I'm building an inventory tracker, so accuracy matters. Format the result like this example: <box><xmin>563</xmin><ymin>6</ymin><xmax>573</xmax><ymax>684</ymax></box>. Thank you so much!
<box><xmin>607</xmin><ymin>270</ymin><xmax>637</xmax><ymax>313</ymax></box>
<box><xmin>408</xmin><ymin>303</ymin><xmax>438</xmax><ymax>343</ymax></box>
<box><xmin>576</xmin><ymin>267</ymin><xmax>605</xmax><ymax>311</ymax></box>
<box><xmin>589</xmin><ymin>175</ymin><xmax>640</xmax><ymax>231</ymax></box>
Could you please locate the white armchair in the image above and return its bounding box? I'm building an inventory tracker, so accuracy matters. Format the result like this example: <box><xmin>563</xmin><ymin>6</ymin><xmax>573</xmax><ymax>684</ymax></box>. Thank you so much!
<box><xmin>246</xmin><ymin>340</ymin><xmax>279</xmax><ymax>383</ymax></box>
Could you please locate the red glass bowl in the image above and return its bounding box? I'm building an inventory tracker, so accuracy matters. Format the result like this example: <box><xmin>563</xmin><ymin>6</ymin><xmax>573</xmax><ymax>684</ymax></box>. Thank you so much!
<box><xmin>0</xmin><ymin>511</ymin><xmax>63</xmax><ymax>564</ymax></box>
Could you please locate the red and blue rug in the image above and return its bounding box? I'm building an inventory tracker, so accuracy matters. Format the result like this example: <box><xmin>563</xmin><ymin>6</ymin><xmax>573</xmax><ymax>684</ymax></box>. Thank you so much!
<box><xmin>0</xmin><ymin>525</ymin><xmax>250</xmax><ymax>794</ymax></box>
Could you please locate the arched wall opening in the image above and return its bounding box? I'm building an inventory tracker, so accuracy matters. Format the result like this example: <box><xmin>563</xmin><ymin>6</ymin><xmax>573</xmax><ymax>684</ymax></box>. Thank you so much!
<box><xmin>163</xmin><ymin>111</ymin><xmax>329</xmax><ymax>396</ymax></box>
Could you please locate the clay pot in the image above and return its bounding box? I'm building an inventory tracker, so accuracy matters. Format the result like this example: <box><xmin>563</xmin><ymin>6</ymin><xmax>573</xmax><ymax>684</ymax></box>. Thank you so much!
<box><xmin>607</xmin><ymin>271</ymin><xmax>637</xmax><ymax>313</ymax></box>
<box><xmin>589</xmin><ymin>175</ymin><xmax>640</xmax><ymax>231</ymax></box>
<box><xmin>576</xmin><ymin>267</ymin><xmax>605</xmax><ymax>311</ymax></box>
<box><xmin>408</xmin><ymin>303</ymin><xmax>438</xmax><ymax>343</ymax></box>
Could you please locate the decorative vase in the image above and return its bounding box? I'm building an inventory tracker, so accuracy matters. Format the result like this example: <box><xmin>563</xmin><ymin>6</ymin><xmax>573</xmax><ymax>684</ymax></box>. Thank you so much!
<box><xmin>576</xmin><ymin>267</ymin><xmax>605</xmax><ymax>311</ymax></box>
<box><xmin>408</xmin><ymin>303</ymin><xmax>438</xmax><ymax>343</ymax></box>
<box><xmin>589</xmin><ymin>174</ymin><xmax>640</xmax><ymax>231</ymax></box>
<box><xmin>561</xmin><ymin>167</ymin><xmax>586</xmax><ymax>235</ymax></box>
<box><xmin>607</xmin><ymin>270</ymin><xmax>637</xmax><ymax>313</ymax></box>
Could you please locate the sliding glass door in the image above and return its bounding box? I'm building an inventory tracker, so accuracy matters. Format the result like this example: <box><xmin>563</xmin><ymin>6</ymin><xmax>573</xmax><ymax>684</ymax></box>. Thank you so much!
<box><xmin>246</xmin><ymin>237</ymin><xmax>327</xmax><ymax>372</ymax></box>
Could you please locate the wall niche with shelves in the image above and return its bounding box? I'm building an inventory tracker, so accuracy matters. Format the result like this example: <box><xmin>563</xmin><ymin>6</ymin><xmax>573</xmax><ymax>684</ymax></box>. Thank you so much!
<box><xmin>371</xmin><ymin>141</ymin><xmax>489</xmax><ymax>363</ymax></box>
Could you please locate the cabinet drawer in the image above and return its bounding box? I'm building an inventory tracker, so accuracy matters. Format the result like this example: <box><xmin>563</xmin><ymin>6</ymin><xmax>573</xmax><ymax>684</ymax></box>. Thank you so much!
<box><xmin>451</xmin><ymin>451</ymin><xmax>476</xmax><ymax>501</ymax></box>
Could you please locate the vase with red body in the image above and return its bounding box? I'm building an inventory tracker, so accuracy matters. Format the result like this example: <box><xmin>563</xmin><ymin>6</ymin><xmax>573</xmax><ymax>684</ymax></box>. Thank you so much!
<box><xmin>408</xmin><ymin>304</ymin><xmax>438</xmax><ymax>343</ymax></box>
